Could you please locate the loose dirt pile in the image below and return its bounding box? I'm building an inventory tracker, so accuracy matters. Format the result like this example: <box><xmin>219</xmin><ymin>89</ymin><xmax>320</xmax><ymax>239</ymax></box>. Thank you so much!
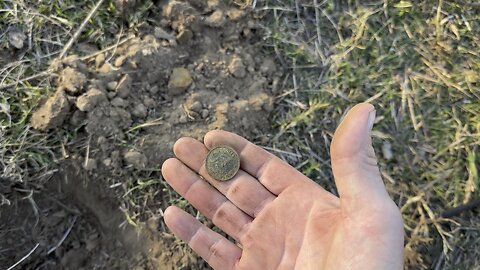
<box><xmin>31</xmin><ymin>0</ymin><xmax>279</xmax><ymax>171</ymax></box>
<box><xmin>3</xmin><ymin>0</ymin><xmax>281</xmax><ymax>269</ymax></box>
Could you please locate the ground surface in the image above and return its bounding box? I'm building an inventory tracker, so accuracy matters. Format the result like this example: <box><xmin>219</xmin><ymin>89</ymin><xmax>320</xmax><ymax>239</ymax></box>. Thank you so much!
<box><xmin>1</xmin><ymin>0</ymin><xmax>479</xmax><ymax>269</ymax></box>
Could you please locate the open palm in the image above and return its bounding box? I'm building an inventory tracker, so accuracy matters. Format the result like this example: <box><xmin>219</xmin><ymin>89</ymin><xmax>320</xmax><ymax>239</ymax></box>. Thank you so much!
<box><xmin>162</xmin><ymin>103</ymin><xmax>404</xmax><ymax>269</ymax></box>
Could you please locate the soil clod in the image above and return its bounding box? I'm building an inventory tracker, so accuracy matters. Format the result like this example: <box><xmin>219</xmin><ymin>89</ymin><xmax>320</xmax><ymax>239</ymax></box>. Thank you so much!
<box><xmin>123</xmin><ymin>150</ymin><xmax>148</xmax><ymax>169</ymax></box>
<box><xmin>76</xmin><ymin>88</ymin><xmax>106</xmax><ymax>112</ymax></box>
<box><xmin>8</xmin><ymin>27</ymin><xmax>26</xmax><ymax>49</ymax></box>
<box><xmin>31</xmin><ymin>90</ymin><xmax>71</xmax><ymax>130</ymax></box>
<box><xmin>168</xmin><ymin>67</ymin><xmax>193</xmax><ymax>95</ymax></box>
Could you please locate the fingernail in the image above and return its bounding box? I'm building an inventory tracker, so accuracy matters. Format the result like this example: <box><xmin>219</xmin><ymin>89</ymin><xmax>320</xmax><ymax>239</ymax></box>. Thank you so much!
<box><xmin>367</xmin><ymin>110</ymin><xmax>376</xmax><ymax>132</ymax></box>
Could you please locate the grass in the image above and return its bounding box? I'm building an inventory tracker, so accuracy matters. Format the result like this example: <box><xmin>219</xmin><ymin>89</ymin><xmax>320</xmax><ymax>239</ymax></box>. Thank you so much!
<box><xmin>1</xmin><ymin>0</ymin><xmax>479</xmax><ymax>269</ymax></box>
<box><xmin>260</xmin><ymin>0</ymin><xmax>479</xmax><ymax>268</ymax></box>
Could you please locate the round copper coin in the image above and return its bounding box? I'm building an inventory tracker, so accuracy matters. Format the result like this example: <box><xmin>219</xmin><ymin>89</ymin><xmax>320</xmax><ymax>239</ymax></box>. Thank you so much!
<box><xmin>205</xmin><ymin>145</ymin><xmax>240</xmax><ymax>181</ymax></box>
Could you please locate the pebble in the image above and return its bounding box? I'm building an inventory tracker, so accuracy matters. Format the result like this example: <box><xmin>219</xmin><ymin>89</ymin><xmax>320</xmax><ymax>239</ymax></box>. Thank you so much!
<box><xmin>123</xmin><ymin>151</ymin><xmax>147</xmax><ymax>169</ymax></box>
<box><xmin>8</xmin><ymin>28</ymin><xmax>26</xmax><ymax>49</ymax></box>
<box><xmin>70</xmin><ymin>110</ymin><xmax>86</xmax><ymax>126</ymax></box>
<box><xmin>168</xmin><ymin>68</ymin><xmax>193</xmax><ymax>95</ymax></box>
<box><xmin>143</xmin><ymin>97</ymin><xmax>156</xmax><ymax>108</ymax></box>
<box><xmin>205</xmin><ymin>10</ymin><xmax>225</xmax><ymax>27</ymax></box>
<box><xmin>226</xmin><ymin>8</ymin><xmax>245</xmax><ymax>21</ymax></box>
<box><xmin>83</xmin><ymin>158</ymin><xmax>97</xmax><ymax>171</ymax></box>
<box><xmin>260</xmin><ymin>58</ymin><xmax>277</xmax><ymax>75</ymax></box>
<box><xmin>189</xmin><ymin>101</ymin><xmax>203</xmax><ymax>113</ymax></box>
<box><xmin>114</xmin><ymin>55</ymin><xmax>127</xmax><ymax>67</ymax></box>
<box><xmin>98</xmin><ymin>63</ymin><xmax>113</xmax><ymax>73</ymax></box>
<box><xmin>107</xmin><ymin>81</ymin><xmax>118</xmax><ymax>91</ymax></box>
<box><xmin>102</xmin><ymin>158</ymin><xmax>112</xmax><ymax>167</ymax></box>
<box><xmin>228</xmin><ymin>56</ymin><xmax>246</xmax><ymax>78</ymax></box>
<box><xmin>110</xmin><ymin>97</ymin><xmax>127</xmax><ymax>107</ymax></box>
<box><xmin>149</xmin><ymin>85</ymin><xmax>159</xmax><ymax>95</ymax></box>
<box><xmin>201</xmin><ymin>109</ymin><xmax>209</xmax><ymax>119</ymax></box>
<box><xmin>207</xmin><ymin>0</ymin><xmax>219</xmax><ymax>10</ymax></box>
<box><xmin>132</xmin><ymin>103</ymin><xmax>148</xmax><ymax>118</ymax></box>
<box><xmin>95</xmin><ymin>54</ymin><xmax>105</xmax><ymax>69</ymax></box>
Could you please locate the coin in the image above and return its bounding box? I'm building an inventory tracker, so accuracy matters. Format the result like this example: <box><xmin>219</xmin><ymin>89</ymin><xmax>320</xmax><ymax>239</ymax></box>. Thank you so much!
<box><xmin>205</xmin><ymin>145</ymin><xmax>240</xmax><ymax>181</ymax></box>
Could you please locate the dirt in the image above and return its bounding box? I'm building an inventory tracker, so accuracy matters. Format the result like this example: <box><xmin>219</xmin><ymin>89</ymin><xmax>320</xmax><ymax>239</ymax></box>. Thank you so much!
<box><xmin>4</xmin><ymin>0</ymin><xmax>281</xmax><ymax>268</ymax></box>
<box><xmin>1</xmin><ymin>163</ymin><xmax>186</xmax><ymax>269</ymax></box>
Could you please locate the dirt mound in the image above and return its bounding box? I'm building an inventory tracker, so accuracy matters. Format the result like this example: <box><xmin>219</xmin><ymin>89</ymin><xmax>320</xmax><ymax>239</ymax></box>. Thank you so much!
<box><xmin>31</xmin><ymin>1</ymin><xmax>279</xmax><ymax>169</ymax></box>
<box><xmin>18</xmin><ymin>0</ymin><xmax>281</xmax><ymax>268</ymax></box>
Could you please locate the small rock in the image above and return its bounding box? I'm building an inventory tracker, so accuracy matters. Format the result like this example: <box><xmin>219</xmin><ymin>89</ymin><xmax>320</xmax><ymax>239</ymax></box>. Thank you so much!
<box><xmin>83</xmin><ymin>158</ymin><xmax>97</xmax><ymax>171</ymax></box>
<box><xmin>382</xmin><ymin>141</ymin><xmax>393</xmax><ymax>160</ymax></box>
<box><xmin>154</xmin><ymin>27</ymin><xmax>175</xmax><ymax>41</ymax></box>
<box><xmin>132</xmin><ymin>103</ymin><xmax>147</xmax><ymax>118</ymax></box>
<box><xmin>201</xmin><ymin>109</ymin><xmax>209</xmax><ymax>119</ymax></box>
<box><xmin>189</xmin><ymin>101</ymin><xmax>203</xmax><ymax>113</ymax></box>
<box><xmin>207</xmin><ymin>0</ymin><xmax>219</xmax><ymax>9</ymax></box>
<box><xmin>123</xmin><ymin>151</ymin><xmax>147</xmax><ymax>169</ymax></box>
<box><xmin>110</xmin><ymin>97</ymin><xmax>127</xmax><ymax>107</ymax></box>
<box><xmin>95</xmin><ymin>54</ymin><xmax>105</xmax><ymax>69</ymax></box>
<box><xmin>168</xmin><ymin>68</ymin><xmax>193</xmax><ymax>95</ymax></box>
<box><xmin>227</xmin><ymin>8</ymin><xmax>245</xmax><ymax>21</ymax></box>
<box><xmin>149</xmin><ymin>85</ymin><xmax>159</xmax><ymax>95</ymax></box>
<box><xmin>107</xmin><ymin>91</ymin><xmax>116</xmax><ymax>99</ymax></box>
<box><xmin>143</xmin><ymin>97</ymin><xmax>156</xmax><ymax>108</ymax></box>
<box><xmin>98</xmin><ymin>63</ymin><xmax>113</xmax><ymax>73</ymax></box>
<box><xmin>116</xmin><ymin>74</ymin><xmax>132</xmax><ymax>98</ymax></box>
<box><xmin>70</xmin><ymin>110</ymin><xmax>86</xmax><ymax>126</ymax></box>
<box><xmin>8</xmin><ymin>28</ymin><xmax>26</xmax><ymax>49</ymax></box>
<box><xmin>58</xmin><ymin>67</ymin><xmax>87</xmax><ymax>94</ymax></box>
<box><xmin>176</xmin><ymin>29</ymin><xmax>193</xmax><ymax>44</ymax></box>
<box><xmin>107</xmin><ymin>81</ymin><xmax>118</xmax><ymax>91</ymax></box>
<box><xmin>260</xmin><ymin>58</ymin><xmax>277</xmax><ymax>75</ymax></box>
<box><xmin>102</xmin><ymin>158</ymin><xmax>112</xmax><ymax>167</ymax></box>
<box><xmin>205</xmin><ymin>10</ymin><xmax>226</xmax><ymax>27</ymax></box>
<box><xmin>114</xmin><ymin>55</ymin><xmax>127</xmax><ymax>67</ymax></box>
<box><xmin>228</xmin><ymin>56</ymin><xmax>246</xmax><ymax>78</ymax></box>
<box><xmin>76</xmin><ymin>89</ymin><xmax>106</xmax><ymax>112</ymax></box>
<box><xmin>31</xmin><ymin>90</ymin><xmax>71</xmax><ymax>130</ymax></box>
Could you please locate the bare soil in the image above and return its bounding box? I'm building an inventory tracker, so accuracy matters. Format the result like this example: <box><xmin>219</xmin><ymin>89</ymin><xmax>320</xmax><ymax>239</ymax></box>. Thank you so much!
<box><xmin>1</xmin><ymin>0</ymin><xmax>281</xmax><ymax>268</ymax></box>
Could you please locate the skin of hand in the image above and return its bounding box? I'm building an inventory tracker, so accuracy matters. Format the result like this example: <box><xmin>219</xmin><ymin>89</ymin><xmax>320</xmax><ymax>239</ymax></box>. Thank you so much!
<box><xmin>161</xmin><ymin>103</ymin><xmax>404</xmax><ymax>270</ymax></box>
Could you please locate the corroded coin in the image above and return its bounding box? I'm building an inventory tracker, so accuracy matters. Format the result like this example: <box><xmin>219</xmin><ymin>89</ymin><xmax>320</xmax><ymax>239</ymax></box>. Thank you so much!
<box><xmin>205</xmin><ymin>145</ymin><xmax>240</xmax><ymax>181</ymax></box>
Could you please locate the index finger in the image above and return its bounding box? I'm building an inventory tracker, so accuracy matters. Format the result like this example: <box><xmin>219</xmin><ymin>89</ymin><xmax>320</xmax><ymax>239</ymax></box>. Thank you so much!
<box><xmin>204</xmin><ymin>130</ymin><xmax>310</xmax><ymax>195</ymax></box>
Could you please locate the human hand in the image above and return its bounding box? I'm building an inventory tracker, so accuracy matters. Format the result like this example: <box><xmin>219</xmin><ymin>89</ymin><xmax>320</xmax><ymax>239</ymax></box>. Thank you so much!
<box><xmin>161</xmin><ymin>103</ymin><xmax>404</xmax><ymax>269</ymax></box>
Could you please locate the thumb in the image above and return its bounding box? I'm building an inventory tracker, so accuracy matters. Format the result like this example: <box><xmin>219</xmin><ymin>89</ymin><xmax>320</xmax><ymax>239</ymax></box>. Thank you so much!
<box><xmin>330</xmin><ymin>103</ymin><xmax>389</xmax><ymax>211</ymax></box>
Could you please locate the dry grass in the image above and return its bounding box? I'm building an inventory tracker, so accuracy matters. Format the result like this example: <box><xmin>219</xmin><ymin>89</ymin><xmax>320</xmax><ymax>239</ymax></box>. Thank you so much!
<box><xmin>259</xmin><ymin>0</ymin><xmax>479</xmax><ymax>268</ymax></box>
